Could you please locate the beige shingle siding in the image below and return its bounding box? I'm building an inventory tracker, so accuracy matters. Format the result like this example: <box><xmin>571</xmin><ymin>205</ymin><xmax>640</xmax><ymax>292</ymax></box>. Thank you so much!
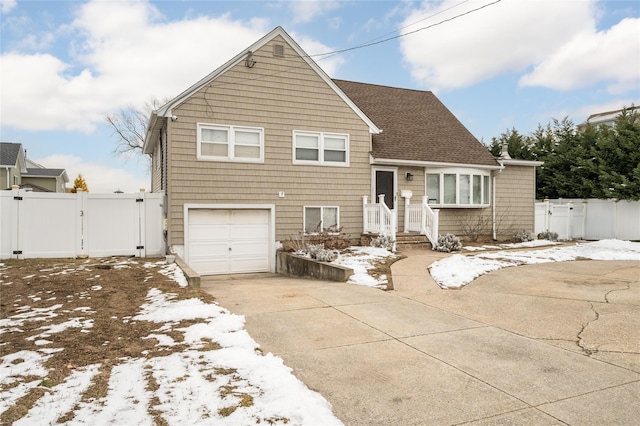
<box><xmin>165</xmin><ymin>37</ymin><xmax>372</xmax><ymax>246</ymax></box>
<box><xmin>495</xmin><ymin>165</ymin><xmax>536</xmax><ymax>237</ymax></box>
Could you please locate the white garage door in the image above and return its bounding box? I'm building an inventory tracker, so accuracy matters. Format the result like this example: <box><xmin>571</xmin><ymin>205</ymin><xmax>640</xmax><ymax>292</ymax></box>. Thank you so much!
<box><xmin>187</xmin><ymin>209</ymin><xmax>270</xmax><ymax>275</ymax></box>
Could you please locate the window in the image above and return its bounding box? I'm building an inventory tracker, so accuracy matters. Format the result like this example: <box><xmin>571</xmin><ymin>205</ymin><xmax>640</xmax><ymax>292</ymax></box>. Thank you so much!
<box><xmin>304</xmin><ymin>206</ymin><xmax>339</xmax><ymax>233</ymax></box>
<box><xmin>197</xmin><ymin>123</ymin><xmax>263</xmax><ymax>162</ymax></box>
<box><xmin>426</xmin><ymin>170</ymin><xmax>491</xmax><ymax>207</ymax></box>
<box><xmin>293</xmin><ymin>131</ymin><xmax>348</xmax><ymax>166</ymax></box>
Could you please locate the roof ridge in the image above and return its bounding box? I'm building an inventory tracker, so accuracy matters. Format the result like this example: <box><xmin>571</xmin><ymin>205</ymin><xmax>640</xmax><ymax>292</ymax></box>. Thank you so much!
<box><xmin>332</xmin><ymin>79</ymin><xmax>434</xmax><ymax>95</ymax></box>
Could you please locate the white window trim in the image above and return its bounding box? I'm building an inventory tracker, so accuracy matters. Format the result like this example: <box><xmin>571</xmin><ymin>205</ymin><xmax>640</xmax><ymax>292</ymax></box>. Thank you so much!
<box><xmin>293</xmin><ymin>130</ymin><xmax>349</xmax><ymax>167</ymax></box>
<box><xmin>197</xmin><ymin>122</ymin><xmax>264</xmax><ymax>163</ymax></box>
<box><xmin>426</xmin><ymin>168</ymin><xmax>491</xmax><ymax>208</ymax></box>
<box><xmin>303</xmin><ymin>206</ymin><xmax>340</xmax><ymax>234</ymax></box>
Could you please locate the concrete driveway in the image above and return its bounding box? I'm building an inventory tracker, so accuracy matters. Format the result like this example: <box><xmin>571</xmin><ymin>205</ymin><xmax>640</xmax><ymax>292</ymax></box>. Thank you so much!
<box><xmin>202</xmin><ymin>249</ymin><xmax>640</xmax><ymax>425</ymax></box>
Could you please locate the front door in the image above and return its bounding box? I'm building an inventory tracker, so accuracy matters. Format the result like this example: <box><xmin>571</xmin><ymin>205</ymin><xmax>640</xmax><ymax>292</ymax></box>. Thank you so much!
<box><xmin>374</xmin><ymin>169</ymin><xmax>396</xmax><ymax>210</ymax></box>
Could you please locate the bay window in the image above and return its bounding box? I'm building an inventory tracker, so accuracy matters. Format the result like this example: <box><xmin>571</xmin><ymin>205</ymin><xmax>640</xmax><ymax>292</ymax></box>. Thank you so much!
<box><xmin>426</xmin><ymin>169</ymin><xmax>491</xmax><ymax>207</ymax></box>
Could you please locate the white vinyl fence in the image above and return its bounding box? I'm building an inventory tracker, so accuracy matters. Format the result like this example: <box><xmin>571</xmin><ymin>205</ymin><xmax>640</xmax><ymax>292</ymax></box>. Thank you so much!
<box><xmin>0</xmin><ymin>189</ymin><xmax>165</xmax><ymax>259</ymax></box>
<box><xmin>535</xmin><ymin>199</ymin><xmax>640</xmax><ymax>241</ymax></box>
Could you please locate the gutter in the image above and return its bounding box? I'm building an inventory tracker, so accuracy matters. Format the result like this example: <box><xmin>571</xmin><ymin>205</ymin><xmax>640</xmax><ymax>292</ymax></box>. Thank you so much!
<box><xmin>371</xmin><ymin>156</ymin><xmax>502</xmax><ymax>170</ymax></box>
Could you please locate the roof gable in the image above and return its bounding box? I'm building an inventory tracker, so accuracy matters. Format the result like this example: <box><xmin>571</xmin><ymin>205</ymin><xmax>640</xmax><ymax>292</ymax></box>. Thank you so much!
<box><xmin>143</xmin><ymin>26</ymin><xmax>380</xmax><ymax>154</ymax></box>
<box><xmin>333</xmin><ymin>80</ymin><xmax>499</xmax><ymax>168</ymax></box>
<box><xmin>1</xmin><ymin>142</ymin><xmax>25</xmax><ymax>168</ymax></box>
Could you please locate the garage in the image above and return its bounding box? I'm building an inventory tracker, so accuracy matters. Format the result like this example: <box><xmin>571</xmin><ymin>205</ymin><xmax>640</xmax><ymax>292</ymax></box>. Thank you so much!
<box><xmin>186</xmin><ymin>208</ymin><xmax>271</xmax><ymax>275</ymax></box>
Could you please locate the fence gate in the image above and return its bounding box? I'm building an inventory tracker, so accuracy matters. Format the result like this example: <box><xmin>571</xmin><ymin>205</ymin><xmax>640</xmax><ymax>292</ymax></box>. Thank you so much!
<box><xmin>0</xmin><ymin>189</ymin><xmax>165</xmax><ymax>259</ymax></box>
<box><xmin>535</xmin><ymin>199</ymin><xmax>639</xmax><ymax>241</ymax></box>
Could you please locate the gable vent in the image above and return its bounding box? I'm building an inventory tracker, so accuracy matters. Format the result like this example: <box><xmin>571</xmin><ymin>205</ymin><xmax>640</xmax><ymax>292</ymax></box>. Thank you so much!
<box><xmin>273</xmin><ymin>44</ymin><xmax>284</xmax><ymax>58</ymax></box>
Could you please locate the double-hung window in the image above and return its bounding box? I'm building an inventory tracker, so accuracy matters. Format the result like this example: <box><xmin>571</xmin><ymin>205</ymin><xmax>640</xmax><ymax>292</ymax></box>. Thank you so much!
<box><xmin>293</xmin><ymin>131</ymin><xmax>348</xmax><ymax>166</ymax></box>
<box><xmin>426</xmin><ymin>169</ymin><xmax>491</xmax><ymax>207</ymax></box>
<box><xmin>304</xmin><ymin>206</ymin><xmax>339</xmax><ymax>234</ymax></box>
<box><xmin>197</xmin><ymin>123</ymin><xmax>264</xmax><ymax>163</ymax></box>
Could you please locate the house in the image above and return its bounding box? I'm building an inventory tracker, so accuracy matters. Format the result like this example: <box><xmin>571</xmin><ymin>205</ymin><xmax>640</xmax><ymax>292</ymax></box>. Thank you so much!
<box><xmin>23</xmin><ymin>158</ymin><xmax>69</xmax><ymax>193</ymax></box>
<box><xmin>583</xmin><ymin>106</ymin><xmax>639</xmax><ymax>128</ymax></box>
<box><xmin>0</xmin><ymin>143</ymin><xmax>69</xmax><ymax>192</ymax></box>
<box><xmin>1</xmin><ymin>142</ymin><xmax>27</xmax><ymax>189</ymax></box>
<box><xmin>143</xmin><ymin>26</ymin><xmax>540</xmax><ymax>276</ymax></box>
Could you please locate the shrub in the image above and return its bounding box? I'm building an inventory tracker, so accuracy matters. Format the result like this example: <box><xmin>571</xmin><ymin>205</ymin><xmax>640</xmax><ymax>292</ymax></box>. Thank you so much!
<box><xmin>305</xmin><ymin>227</ymin><xmax>351</xmax><ymax>251</ymax></box>
<box><xmin>307</xmin><ymin>244</ymin><xmax>338</xmax><ymax>262</ymax></box>
<box><xmin>537</xmin><ymin>231</ymin><xmax>559</xmax><ymax>241</ymax></box>
<box><xmin>435</xmin><ymin>234</ymin><xmax>462</xmax><ymax>252</ymax></box>
<box><xmin>370</xmin><ymin>234</ymin><xmax>395</xmax><ymax>251</ymax></box>
<box><xmin>511</xmin><ymin>229</ymin><xmax>534</xmax><ymax>243</ymax></box>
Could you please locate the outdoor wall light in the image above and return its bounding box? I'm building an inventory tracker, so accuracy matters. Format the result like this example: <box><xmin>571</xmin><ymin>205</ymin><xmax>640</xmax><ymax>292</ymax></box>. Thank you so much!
<box><xmin>406</xmin><ymin>172</ymin><xmax>414</xmax><ymax>181</ymax></box>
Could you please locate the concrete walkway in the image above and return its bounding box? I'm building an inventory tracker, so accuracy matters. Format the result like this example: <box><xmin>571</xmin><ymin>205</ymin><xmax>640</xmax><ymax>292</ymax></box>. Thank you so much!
<box><xmin>202</xmin><ymin>249</ymin><xmax>640</xmax><ymax>425</ymax></box>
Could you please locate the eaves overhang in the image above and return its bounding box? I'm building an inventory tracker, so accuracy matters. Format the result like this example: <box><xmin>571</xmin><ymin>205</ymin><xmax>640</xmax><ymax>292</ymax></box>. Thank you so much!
<box><xmin>370</xmin><ymin>155</ymin><xmax>502</xmax><ymax>170</ymax></box>
<box><xmin>498</xmin><ymin>158</ymin><xmax>544</xmax><ymax>167</ymax></box>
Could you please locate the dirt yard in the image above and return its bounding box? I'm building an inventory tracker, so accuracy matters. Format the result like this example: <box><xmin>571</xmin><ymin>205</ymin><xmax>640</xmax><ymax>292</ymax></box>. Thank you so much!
<box><xmin>1</xmin><ymin>256</ymin><xmax>341</xmax><ymax>425</ymax></box>
<box><xmin>0</xmin><ymin>257</ymin><xmax>218</xmax><ymax>424</ymax></box>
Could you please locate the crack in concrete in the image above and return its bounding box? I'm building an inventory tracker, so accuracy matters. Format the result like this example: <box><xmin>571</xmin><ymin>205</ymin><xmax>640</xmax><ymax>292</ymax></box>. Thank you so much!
<box><xmin>576</xmin><ymin>302</ymin><xmax>600</xmax><ymax>356</ymax></box>
<box><xmin>604</xmin><ymin>282</ymin><xmax>631</xmax><ymax>303</ymax></box>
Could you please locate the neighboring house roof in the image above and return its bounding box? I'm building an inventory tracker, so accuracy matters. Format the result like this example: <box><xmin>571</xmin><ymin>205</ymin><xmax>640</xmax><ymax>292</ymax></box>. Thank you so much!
<box><xmin>334</xmin><ymin>80</ymin><xmax>500</xmax><ymax>168</ymax></box>
<box><xmin>23</xmin><ymin>168</ymin><xmax>68</xmax><ymax>178</ymax></box>
<box><xmin>1</xmin><ymin>142</ymin><xmax>24</xmax><ymax>167</ymax></box>
<box><xmin>585</xmin><ymin>106</ymin><xmax>639</xmax><ymax>126</ymax></box>
<box><xmin>143</xmin><ymin>26</ymin><xmax>381</xmax><ymax>155</ymax></box>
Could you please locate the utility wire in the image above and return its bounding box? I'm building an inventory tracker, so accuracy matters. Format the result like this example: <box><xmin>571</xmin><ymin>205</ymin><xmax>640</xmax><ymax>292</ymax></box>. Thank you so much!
<box><xmin>312</xmin><ymin>0</ymin><xmax>502</xmax><ymax>59</ymax></box>
<box><xmin>312</xmin><ymin>0</ymin><xmax>472</xmax><ymax>59</ymax></box>
<box><xmin>190</xmin><ymin>0</ymin><xmax>503</xmax><ymax>114</ymax></box>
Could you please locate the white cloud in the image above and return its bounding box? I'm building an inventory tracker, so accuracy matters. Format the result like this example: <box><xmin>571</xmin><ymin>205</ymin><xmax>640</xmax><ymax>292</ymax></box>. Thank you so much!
<box><xmin>399</xmin><ymin>0</ymin><xmax>635</xmax><ymax>92</ymax></box>
<box><xmin>35</xmin><ymin>154</ymin><xmax>150</xmax><ymax>193</ymax></box>
<box><xmin>0</xmin><ymin>1</ymin><xmax>267</xmax><ymax>132</ymax></box>
<box><xmin>0</xmin><ymin>0</ymin><xmax>344</xmax><ymax>134</ymax></box>
<box><xmin>285</xmin><ymin>0</ymin><xmax>340</xmax><ymax>23</ymax></box>
<box><xmin>519</xmin><ymin>17</ymin><xmax>640</xmax><ymax>93</ymax></box>
<box><xmin>1</xmin><ymin>0</ymin><xmax>16</xmax><ymax>14</ymax></box>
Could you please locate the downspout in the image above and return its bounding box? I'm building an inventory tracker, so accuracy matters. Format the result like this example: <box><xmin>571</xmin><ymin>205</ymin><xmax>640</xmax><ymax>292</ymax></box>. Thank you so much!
<box><xmin>493</xmin><ymin>142</ymin><xmax>509</xmax><ymax>240</ymax></box>
<box><xmin>493</xmin><ymin>160</ymin><xmax>505</xmax><ymax>240</ymax></box>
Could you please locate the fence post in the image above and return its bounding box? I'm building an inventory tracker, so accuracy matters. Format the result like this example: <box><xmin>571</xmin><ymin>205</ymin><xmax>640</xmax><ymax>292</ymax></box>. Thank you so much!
<box><xmin>75</xmin><ymin>190</ymin><xmax>87</xmax><ymax>257</ymax></box>
<box><xmin>568</xmin><ymin>201</ymin><xmax>574</xmax><ymax>240</ymax></box>
<box><xmin>581</xmin><ymin>200</ymin><xmax>587</xmax><ymax>240</ymax></box>
<box><xmin>10</xmin><ymin>186</ymin><xmax>21</xmax><ymax>258</ymax></box>
<box><xmin>544</xmin><ymin>198</ymin><xmax>551</xmax><ymax>231</ymax></box>
<box><xmin>138</xmin><ymin>190</ymin><xmax>146</xmax><ymax>258</ymax></box>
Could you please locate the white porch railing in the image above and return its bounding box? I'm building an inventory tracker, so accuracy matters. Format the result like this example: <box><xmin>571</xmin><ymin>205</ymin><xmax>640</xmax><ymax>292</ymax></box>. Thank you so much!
<box><xmin>404</xmin><ymin>196</ymin><xmax>439</xmax><ymax>246</ymax></box>
<box><xmin>362</xmin><ymin>195</ymin><xmax>397</xmax><ymax>242</ymax></box>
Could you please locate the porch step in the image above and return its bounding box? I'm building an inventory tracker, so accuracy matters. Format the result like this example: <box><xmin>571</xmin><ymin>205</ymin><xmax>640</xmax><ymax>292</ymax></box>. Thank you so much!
<box><xmin>361</xmin><ymin>233</ymin><xmax>433</xmax><ymax>249</ymax></box>
<box><xmin>396</xmin><ymin>233</ymin><xmax>432</xmax><ymax>249</ymax></box>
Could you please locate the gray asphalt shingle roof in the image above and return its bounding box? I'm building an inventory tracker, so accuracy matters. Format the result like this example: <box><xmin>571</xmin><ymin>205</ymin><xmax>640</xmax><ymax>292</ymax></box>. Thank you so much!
<box><xmin>333</xmin><ymin>80</ymin><xmax>499</xmax><ymax>167</ymax></box>
<box><xmin>0</xmin><ymin>142</ymin><xmax>22</xmax><ymax>167</ymax></box>
<box><xmin>23</xmin><ymin>168</ymin><xmax>66</xmax><ymax>177</ymax></box>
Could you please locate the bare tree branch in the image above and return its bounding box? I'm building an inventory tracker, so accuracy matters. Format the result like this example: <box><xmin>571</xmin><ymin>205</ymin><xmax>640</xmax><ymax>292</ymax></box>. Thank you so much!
<box><xmin>105</xmin><ymin>98</ymin><xmax>167</xmax><ymax>157</ymax></box>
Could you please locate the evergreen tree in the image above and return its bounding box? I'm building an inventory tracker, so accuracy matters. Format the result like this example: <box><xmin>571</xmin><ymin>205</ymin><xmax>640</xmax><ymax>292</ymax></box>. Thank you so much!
<box><xmin>71</xmin><ymin>174</ymin><xmax>89</xmax><ymax>193</ymax></box>
<box><xmin>487</xmin><ymin>109</ymin><xmax>640</xmax><ymax>200</ymax></box>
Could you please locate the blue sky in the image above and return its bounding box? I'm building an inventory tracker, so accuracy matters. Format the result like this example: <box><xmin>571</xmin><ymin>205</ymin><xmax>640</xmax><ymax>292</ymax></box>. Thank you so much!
<box><xmin>1</xmin><ymin>0</ymin><xmax>638</xmax><ymax>192</ymax></box>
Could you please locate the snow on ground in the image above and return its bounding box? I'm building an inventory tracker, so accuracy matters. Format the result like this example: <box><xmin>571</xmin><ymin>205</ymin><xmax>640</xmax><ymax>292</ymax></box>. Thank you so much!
<box><xmin>4</xmin><ymin>240</ymin><xmax>637</xmax><ymax>424</ymax></box>
<box><xmin>430</xmin><ymin>239</ymin><xmax>640</xmax><ymax>289</ymax></box>
<box><xmin>332</xmin><ymin>246</ymin><xmax>396</xmax><ymax>289</ymax></box>
<box><xmin>0</xmin><ymin>261</ymin><xmax>342</xmax><ymax>426</ymax></box>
